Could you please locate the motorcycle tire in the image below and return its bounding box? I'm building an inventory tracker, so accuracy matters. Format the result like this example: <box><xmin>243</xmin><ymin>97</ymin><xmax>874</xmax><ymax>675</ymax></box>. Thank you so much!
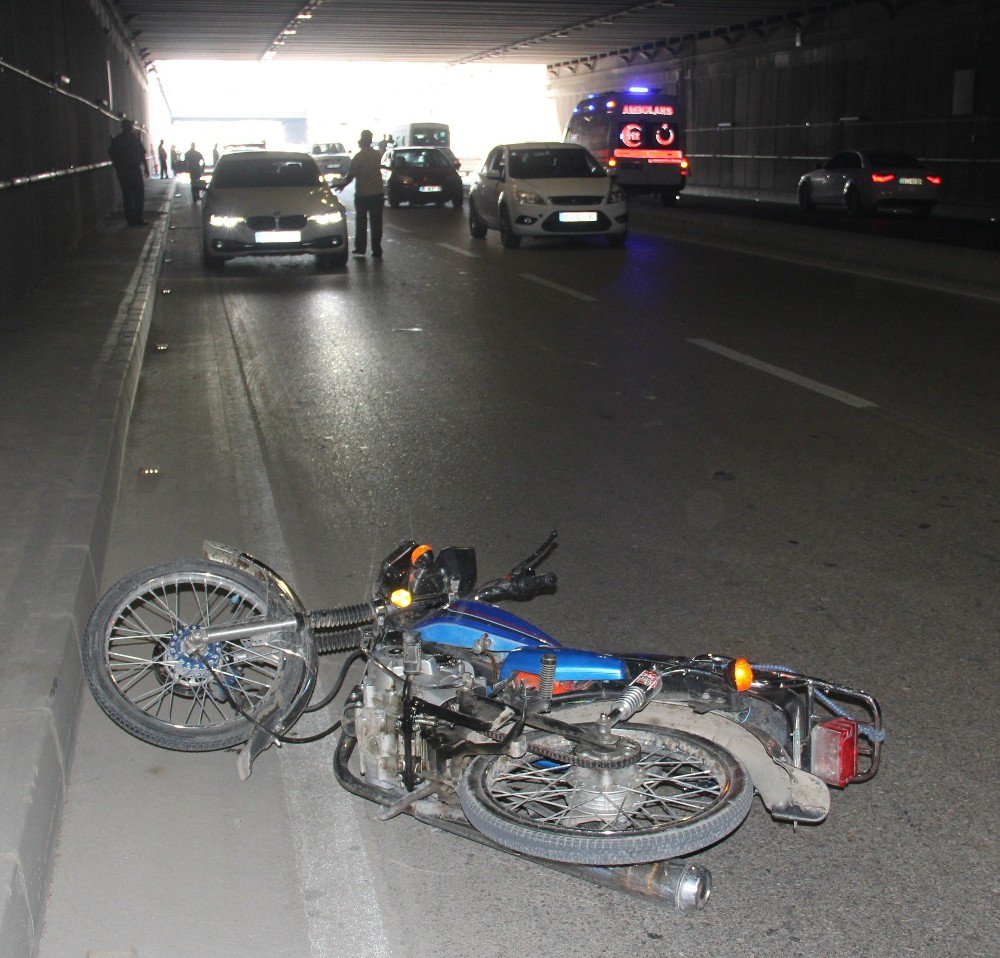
<box><xmin>458</xmin><ymin>723</ymin><xmax>752</xmax><ymax>866</ymax></box>
<box><xmin>82</xmin><ymin>560</ymin><xmax>309</xmax><ymax>751</ymax></box>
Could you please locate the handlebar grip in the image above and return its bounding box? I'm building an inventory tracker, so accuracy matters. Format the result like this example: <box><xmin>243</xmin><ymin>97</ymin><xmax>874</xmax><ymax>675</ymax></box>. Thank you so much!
<box><xmin>511</xmin><ymin>572</ymin><xmax>557</xmax><ymax>598</ymax></box>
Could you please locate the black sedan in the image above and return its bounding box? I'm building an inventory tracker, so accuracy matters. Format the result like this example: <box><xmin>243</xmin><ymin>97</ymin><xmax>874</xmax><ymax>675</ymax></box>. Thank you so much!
<box><xmin>381</xmin><ymin>147</ymin><xmax>464</xmax><ymax>208</ymax></box>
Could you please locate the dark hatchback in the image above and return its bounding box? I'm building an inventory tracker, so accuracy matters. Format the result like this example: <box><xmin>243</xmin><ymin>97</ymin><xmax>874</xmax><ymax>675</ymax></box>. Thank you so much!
<box><xmin>381</xmin><ymin>147</ymin><xmax>464</xmax><ymax>208</ymax></box>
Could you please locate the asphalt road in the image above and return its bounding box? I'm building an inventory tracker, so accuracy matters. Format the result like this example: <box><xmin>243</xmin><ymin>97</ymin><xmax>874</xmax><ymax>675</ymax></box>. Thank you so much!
<box><xmin>40</xmin><ymin>188</ymin><xmax>998</xmax><ymax>958</ymax></box>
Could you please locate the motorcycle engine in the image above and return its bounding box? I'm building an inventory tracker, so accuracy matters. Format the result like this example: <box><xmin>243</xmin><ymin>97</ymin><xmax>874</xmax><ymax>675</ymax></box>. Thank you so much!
<box><xmin>355</xmin><ymin>645</ymin><xmax>476</xmax><ymax>789</ymax></box>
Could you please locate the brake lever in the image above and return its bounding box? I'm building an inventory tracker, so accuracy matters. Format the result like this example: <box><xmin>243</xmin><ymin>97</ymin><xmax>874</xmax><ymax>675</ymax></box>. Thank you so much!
<box><xmin>510</xmin><ymin>530</ymin><xmax>558</xmax><ymax>578</ymax></box>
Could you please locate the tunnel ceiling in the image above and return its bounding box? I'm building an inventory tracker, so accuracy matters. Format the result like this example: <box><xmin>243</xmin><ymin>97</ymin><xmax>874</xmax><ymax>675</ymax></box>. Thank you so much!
<box><xmin>116</xmin><ymin>0</ymin><xmax>832</xmax><ymax>66</ymax></box>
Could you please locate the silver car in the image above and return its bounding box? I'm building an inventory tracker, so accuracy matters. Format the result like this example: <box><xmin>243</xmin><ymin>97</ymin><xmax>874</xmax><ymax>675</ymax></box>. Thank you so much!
<box><xmin>310</xmin><ymin>142</ymin><xmax>351</xmax><ymax>184</ymax></box>
<box><xmin>798</xmin><ymin>151</ymin><xmax>942</xmax><ymax>217</ymax></box>
<box><xmin>469</xmin><ymin>142</ymin><xmax>628</xmax><ymax>249</ymax></box>
<box><xmin>201</xmin><ymin>151</ymin><xmax>349</xmax><ymax>270</ymax></box>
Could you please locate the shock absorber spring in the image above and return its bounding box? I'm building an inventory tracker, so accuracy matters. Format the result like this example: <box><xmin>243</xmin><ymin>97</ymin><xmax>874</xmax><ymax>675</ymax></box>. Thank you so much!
<box><xmin>308</xmin><ymin>602</ymin><xmax>376</xmax><ymax>631</ymax></box>
<box><xmin>608</xmin><ymin>669</ymin><xmax>662</xmax><ymax>725</ymax></box>
<box><xmin>537</xmin><ymin>652</ymin><xmax>557</xmax><ymax>712</ymax></box>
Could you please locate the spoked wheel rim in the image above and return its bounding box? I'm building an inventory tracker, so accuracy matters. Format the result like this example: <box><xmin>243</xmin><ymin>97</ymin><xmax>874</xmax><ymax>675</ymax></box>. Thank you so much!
<box><xmin>103</xmin><ymin>572</ymin><xmax>285</xmax><ymax>732</ymax></box>
<box><xmin>459</xmin><ymin>723</ymin><xmax>752</xmax><ymax>865</ymax></box>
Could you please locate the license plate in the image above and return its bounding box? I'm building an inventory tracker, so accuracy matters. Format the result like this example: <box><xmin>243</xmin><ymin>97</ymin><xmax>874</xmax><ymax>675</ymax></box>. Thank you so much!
<box><xmin>255</xmin><ymin>230</ymin><xmax>301</xmax><ymax>243</ymax></box>
<box><xmin>418</xmin><ymin>185</ymin><xmax>442</xmax><ymax>192</ymax></box>
<box><xmin>559</xmin><ymin>211</ymin><xmax>598</xmax><ymax>223</ymax></box>
<box><xmin>898</xmin><ymin>177</ymin><xmax>922</xmax><ymax>186</ymax></box>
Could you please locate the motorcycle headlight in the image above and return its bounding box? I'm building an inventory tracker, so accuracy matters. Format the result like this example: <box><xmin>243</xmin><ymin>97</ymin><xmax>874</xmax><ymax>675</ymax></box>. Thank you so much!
<box><xmin>512</xmin><ymin>186</ymin><xmax>547</xmax><ymax>205</ymax></box>
<box><xmin>608</xmin><ymin>187</ymin><xmax>627</xmax><ymax>204</ymax></box>
<box><xmin>307</xmin><ymin>211</ymin><xmax>344</xmax><ymax>225</ymax></box>
<box><xmin>208</xmin><ymin>214</ymin><xmax>245</xmax><ymax>228</ymax></box>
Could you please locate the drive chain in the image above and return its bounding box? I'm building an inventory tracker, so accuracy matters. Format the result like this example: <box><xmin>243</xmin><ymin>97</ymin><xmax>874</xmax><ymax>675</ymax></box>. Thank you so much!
<box><xmin>484</xmin><ymin>726</ymin><xmax>641</xmax><ymax>769</ymax></box>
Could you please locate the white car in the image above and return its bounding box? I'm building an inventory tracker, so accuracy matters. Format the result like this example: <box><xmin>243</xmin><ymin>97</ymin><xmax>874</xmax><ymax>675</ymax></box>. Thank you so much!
<box><xmin>201</xmin><ymin>151</ymin><xmax>349</xmax><ymax>270</ymax></box>
<box><xmin>468</xmin><ymin>143</ymin><xmax>628</xmax><ymax>248</ymax></box>
<box><xmin>798</xmin><ymin>150</ymin><xmax>943</xmax><ymax>217</ymax></box>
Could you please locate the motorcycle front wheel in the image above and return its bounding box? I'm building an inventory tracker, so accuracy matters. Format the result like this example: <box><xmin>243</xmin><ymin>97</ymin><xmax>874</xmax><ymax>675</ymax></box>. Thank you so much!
<box><xmin>82</xmin><ymin>560</ymin><xmax>309</xmax><ymax>751</ymax></box>
<box><xmin>458</xmin><ymin>724</ymin><xmax>752</xmax><ymax>866</ymax></box>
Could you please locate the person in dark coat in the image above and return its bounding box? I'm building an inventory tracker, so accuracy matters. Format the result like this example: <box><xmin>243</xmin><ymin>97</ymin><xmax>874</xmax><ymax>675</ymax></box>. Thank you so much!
<box><xmin>184</xmin><ymin>143</ymin><xmax>206</xmax><ymax>203</ymax></box>
<box><xmin>109</xmin><ymin>118</ymin><xmax>149</xmax><ymax>225</ymax></box>
<box><xmin>157</xmin><ymin>139</ymin><xmax>169</xmax><ymax>178</ymax></box>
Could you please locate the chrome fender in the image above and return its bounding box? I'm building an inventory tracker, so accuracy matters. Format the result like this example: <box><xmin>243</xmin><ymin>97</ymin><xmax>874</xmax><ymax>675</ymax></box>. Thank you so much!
<box><xmin>552</xmin><ymin>699</ymin><xmax>830</xmax><ymax>824</ymax></box>
<box><xmin>202</xmin><ymin>541</ymin><xmax>318</xmax><ymax>778</ymax></box>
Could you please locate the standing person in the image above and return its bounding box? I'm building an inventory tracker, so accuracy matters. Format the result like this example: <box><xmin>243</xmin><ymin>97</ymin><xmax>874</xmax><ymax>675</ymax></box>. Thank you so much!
<box><xmin>108</xmin><ymin>118</ymin><xmax>149</xmax><ymax>225</ymax></box>
<box><xmin>336</xmin><ymin>129</ymin><xmax>384</xmax><ymax>258</ymax></box>
<box><xmin>184</xmin><ymin>142</ymin><xmax>205</xmax><ymax>203</ymax></box>
<box><xmin>212</xmin><ymin>144</ymin><xmax>220</xmax><ymax>167</ymax></box>
<box><xmin>157</xmin><ymin>139</ymin><xmax>169</xmax><ymax>178</ymax></box>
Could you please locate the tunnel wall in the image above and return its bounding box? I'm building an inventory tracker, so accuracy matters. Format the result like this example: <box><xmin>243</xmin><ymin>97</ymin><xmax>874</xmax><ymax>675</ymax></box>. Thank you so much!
<box><xmin>547</xmin><ymin>0</ymin><xmax>999</xmax><ymax>212</ymax></box>
<box><xmin>0</xmin><ymin>0</ymin><xmax>150</xmax><ymax>314</ymax></box>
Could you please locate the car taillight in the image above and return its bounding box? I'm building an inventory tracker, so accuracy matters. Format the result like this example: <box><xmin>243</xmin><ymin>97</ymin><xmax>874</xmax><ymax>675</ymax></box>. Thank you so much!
<box><xmin>925</xmin><ymin>174</ymin><xmax>942</xmax><ymax>185</ymax></box>
<box><xmin>680</xmin><ymin>159</ymin><xmax>689</xmax><ymax>175</ymax></box>
<box><xmin>871</xmin><ymin>173</ymin><xmax>895</xmax><ymax>184</ymax></box>
<box><xmin>810</xmin><ymin>717</ymin><xmax>859</xmax><ymax>788</ymax></box>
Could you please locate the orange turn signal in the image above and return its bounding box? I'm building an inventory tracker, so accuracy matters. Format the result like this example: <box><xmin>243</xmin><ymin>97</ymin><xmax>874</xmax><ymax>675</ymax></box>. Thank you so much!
<box><xmin>390</xmin><ymin>589</ymin><xmax>413</xmax><ymax>609</ymax></box>
<box><xmin>410</xmin><ymin>544</ymin><xmax>433</xmax><ymax>563</ymax></box>
<box><xmin>726</xmin><ymin>657</ymin><xmax>754</xmax><ymax>692</ymax></box>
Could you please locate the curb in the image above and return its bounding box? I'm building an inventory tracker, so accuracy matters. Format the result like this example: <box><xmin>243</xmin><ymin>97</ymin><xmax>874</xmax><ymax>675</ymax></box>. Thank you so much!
<box><xmin>0</xmin><ymin>194</ymin><xmax>172</xmax><ymax>958</ymax></box>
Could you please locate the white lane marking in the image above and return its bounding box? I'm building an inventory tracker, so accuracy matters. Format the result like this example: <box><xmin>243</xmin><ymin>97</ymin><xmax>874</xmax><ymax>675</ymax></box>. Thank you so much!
<box><xmin>384</xmin><ymin>223</ymin><xmax>412</xmax><ymax>233</ymax></box>
<box><xmin>436</xmin><ymin>242</ymin><xmax>479</xmax><ymax>258</ymax></box>
<box><xmin>519</xmin><ymin>272</ymin><xmax>597</xmax><ymax>302</ymax></box>
<box><xmin>688</xmin><ymin>338</ymin><xmax>878</xmax><ymax>409</ymax></box>
<box><xmin>214</xmin><ymin>307</ymin><xmax>394</xmax><ymax>958</ymax></box>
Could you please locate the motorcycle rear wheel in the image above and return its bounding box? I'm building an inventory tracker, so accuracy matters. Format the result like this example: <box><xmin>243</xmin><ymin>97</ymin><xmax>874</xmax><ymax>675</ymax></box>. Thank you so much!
<box><xmin>458</xmin><ymin>724</ymin><xmax>752</xmax><ymax>866</ymax></box>
<box><xmin>82</xmin><ymin>560</ymin><xmax>308</xmax><ymax>751</ymax></box>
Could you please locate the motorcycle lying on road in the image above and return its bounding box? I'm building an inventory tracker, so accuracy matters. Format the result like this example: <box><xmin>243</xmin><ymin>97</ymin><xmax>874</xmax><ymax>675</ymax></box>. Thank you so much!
<box><xmin>82</xmin><ymin>532</ymin><xmax>883</xmax><ymax>910</ymax></box>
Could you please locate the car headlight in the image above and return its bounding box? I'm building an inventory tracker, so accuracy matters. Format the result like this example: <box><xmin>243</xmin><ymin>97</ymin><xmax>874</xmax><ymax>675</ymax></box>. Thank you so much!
<box><xmin>208</xmin><ymin>214</ymin><xmax>245</xmax><ymax>228</ymax></box>
<box><xmin>512</xmin><ymin>186</ymin><xmax>548</xmax><ymax>205</ymax></box>
<box><xmin>307</xmin><ymin>211</ymin><xmax>344</xmax><ymax>225</ymax></box>
<box><xmin>608</xmin><ymin>187</ymin><xmax>627</xmax><ymax>204</ymax></box>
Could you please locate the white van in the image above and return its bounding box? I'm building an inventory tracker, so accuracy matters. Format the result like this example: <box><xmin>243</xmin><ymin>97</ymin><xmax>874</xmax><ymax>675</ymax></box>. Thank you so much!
<box><xmin>391</xmin><ymin>123</ymin><xmax>449</xmax><ymax>149</ymax></box>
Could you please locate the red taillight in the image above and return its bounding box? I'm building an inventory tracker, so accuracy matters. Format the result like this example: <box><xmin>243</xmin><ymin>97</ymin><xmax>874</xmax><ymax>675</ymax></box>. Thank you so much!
<box><xmin>810</xmin><ymin>717</ymin><xmax>859</xmax><ymax>788</ymax></box>
<box><xmin>925</xmin><ymin>174</ymin><xmax>942</xmax><ymax>185</ymax></box>
<box><xmin>680</xmin><ymin>158</ymin><xmax>689</xmax><ymax>175</ymax></box>
<box><xmin>871</xmin><ymin>173</ymin><xmax>895</xmax><ymax>184</ymax></box>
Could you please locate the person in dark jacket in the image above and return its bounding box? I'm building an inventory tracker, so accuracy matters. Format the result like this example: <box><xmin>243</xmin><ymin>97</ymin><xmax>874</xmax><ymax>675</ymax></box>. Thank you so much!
<box><xmin>184</xmin><ymin>143</ymin><xmax>206</xmax><ymax>203</ymax></box>
<box><xmin>157</xmin><ymin>139</ymin><xmax>169</xmax><ymax>178</ymax></box>
<box><xmin>108</xmin><ymin>118</ymin><xmax>149</xmax><ymax>225</ymax></box>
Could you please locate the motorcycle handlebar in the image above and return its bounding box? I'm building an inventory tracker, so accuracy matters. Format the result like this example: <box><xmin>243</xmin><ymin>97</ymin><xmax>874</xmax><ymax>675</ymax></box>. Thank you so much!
<box><xmin>511</xmin><ymin>572</ymin><xmax>557</xmax><ymax>598</ymax></box>
<box><xmin>473</xmin><ymin>571</ymin><xmax>557</xmax><ymax>603</ymax></box>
